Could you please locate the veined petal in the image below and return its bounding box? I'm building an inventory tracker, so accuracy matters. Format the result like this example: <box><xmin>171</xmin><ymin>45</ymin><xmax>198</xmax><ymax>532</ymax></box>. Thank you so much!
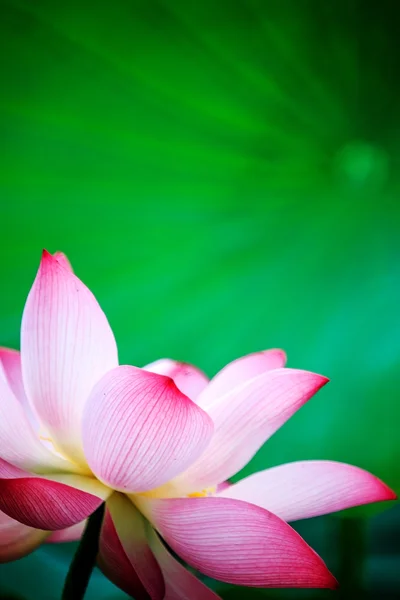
<box><xmin>0</xmin><ymin>347</ymin><xmax>39</xmax><ymax>430</ymax></box>
<box><xmin>140</xmin><ymin>496</ymin><xmax>337</xmax><ymax>588</ymax></box>
<box><xmin>46</xmin><ymin>520</ymin><xmax>86</xmax><ymax>543</ymax></box>
<box><xmin>0</xmin><ymin>365</ymin><xmax>82</xmax><ymax>474</ymax></box>
<box><xmin>0</xmin><ymin>461</ymin><xmax>110</xmax><ymax>530</ymax></box>
<box><xmin>0</xmin><ymin>348</ymin><xmax>29</xmax><ymax>409</ymax></box>
<box><xmin>98</xmin><ymin>493</ymin><xmax>164</xmax><ymax>600</ymax></box>
<box><xmin>196</xmin><ymin>349</ymin><xmax>287</xmax><ymax>410</ymax></box>
<box><xmin>0</xmin><ymin>509</ymin><xmax>49</xmax><ymax>562</ymax></box>
<box><xmin>144</xmin><ymin>359</ymin><xmax>209</xmax><ymax>401</ymax></box>
<box><xmin>219</xmin><ymin>461</ymin><xmax>397</xmax><ymax>521</ymax></box>
<box><xmin>147</xmin><ymin>526</ymin><xmax>222</xmax><ymax>600</ymax></box>
<box><xmin>21</xmin><ymin>250</ymin><xmax>118</xmax><ymax>463</ymax></box>
<box><xmin>169</xmin><ymin>369</ymin><xmax>328</xmax><ymax>494</ymax></box>
<box><xmin>82</xmin><ymin>366</ymin><xmax>213</xmax><ymax>493</ymax></box>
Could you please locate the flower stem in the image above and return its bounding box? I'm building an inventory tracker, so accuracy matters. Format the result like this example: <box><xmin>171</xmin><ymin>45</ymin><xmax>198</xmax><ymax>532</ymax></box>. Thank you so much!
<box><xmin>337</xmin><ymin>517</ymin><xmax>366</xmax><ymax>596</ymax></box>
<box><xmin>61</xmin><ymin>503</ymin><xmax>105</xmax><ymax>600</ymax></box>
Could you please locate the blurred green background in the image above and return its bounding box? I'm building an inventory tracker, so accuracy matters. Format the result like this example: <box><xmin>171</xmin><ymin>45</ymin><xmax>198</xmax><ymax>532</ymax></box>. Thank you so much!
<box><xmin>0</xmin><ymin>0</ymin><xmax>399</xmax><ymax>598</ymax></box>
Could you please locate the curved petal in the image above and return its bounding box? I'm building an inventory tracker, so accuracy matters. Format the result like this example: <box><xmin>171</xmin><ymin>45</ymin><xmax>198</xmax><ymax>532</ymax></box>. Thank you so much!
<box><xmin>147</xmin><ymin>526</ymin><xmax>222</xmax><ymax>600</ymax></box>
<box><xmin>0</xmin><ymin>348</ymin><xmax>29</xmax><ymax>409</ymax></box>
<box><xmin>0</xmin><ymin>365</ymin><xmax>82</xmax><ymax>474</ymax></box>
<box><xmin>0</xmin><ymin>462</ymin><xmax>110</xmax><ymax>530</ymax></box>
<box><xmin>98</xmin><ymin>493</ymin><xmax>164</xmax><ymax>600</ymax></box>
<box><xmin>219</xmin><ymin>461</ymin><xmax>397</xmax><ymax>522</ymax></box>
<box><xmin>144</xmin><ymin>359</ymin><xmax>209</xmax><ymax>401</ymax></box>
<box><xmin>169</xmin><ymin>369</ymin><xmax>328</xmax><ymax>494</ymax></box>
<box><xmin>0</xmin><ymin>510</ymin><xmax>49</xmax><ymax>562</ymax></box>
<box><xmin>46</xmin><ymin>520</ymin><xmax>86</xmax><ymax>543</ymax></box>
<box><xmin>21</xmin><ymin>250</ymin><xmax>118</xmax><ymax>463</ymax></box>
<box><xmin>98</xmin><ymin>511</ymin><xmax>149</xmax><ymax>600</ymax></box>
<box><xmin>82</xmin><ymin>366</ymin><xmax>213</xmax><ymax>493</ymax></box>
<box><xmin>140</xmin><ymin>496</ymin><xmax>337</xmax><ymax>588</ymax></box>
<box><xmin>196</xmin><ymin>349</ymin><xmax>287</xmax><ymax>410</ymax></box>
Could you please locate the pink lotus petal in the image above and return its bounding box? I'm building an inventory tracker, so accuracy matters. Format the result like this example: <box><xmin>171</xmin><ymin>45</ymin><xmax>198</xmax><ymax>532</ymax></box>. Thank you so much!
<box><xmin>0</xmin><ymin>459</ymin><xmax>25</xmax><ymax>479</ymax></box>
<box><xmin>0</xmin><ymin>347</ymin><xmax>40</xmax><ymax>433</ymax></box>
<box><xmin>0</xmin><ymin>509</ymin><xmax>49</xmax><ymax>562</ymax></box>
<box><xmin>142</xmin><ymin>496</ymin><xmax>337</xmax><ymax>588</ymax></box>
<box><xmin>98</xmin><ymin>493</ymin><xmax>164</xmax><ymax>600</ymax></box>
<box><xmin>21</xmin><ymin>250</ymin><xmax>118</xmax><ymax>464</ymax></box>
<box><xmin>98</xmin><ymin>510</ymin><xmax>149</xmax><ymax>600</ymax></box>
<box><xmin>170</xmin><ymin>368</ymin><xmax>328</xmax><ymax>493</ymax></box>
<box><xmin>53</xmin><ymin>251</ymin><xmax>73</xmax><ymax>272</ymax></box>
<box><xmin>219</xmin><ymin>461</ymin><xmax>397</xmax><ymax>521</ymax></box>
<box><xmin>216</xmin><ymin>481</ymin><xmax>231</xmax><ymax>493</ymax></box>
<box><xmin>0</xmin><ymin>467</ymin><xmax>110</xmax><ymax>530</ymax></box>
<box><xmin>147</xmin><ymin>526</ymin><xmax>222</xmax><ymax>599</ymax></box>
<box><xmin>197</xmin><ymin>349</ymin><xmax>287</xmax><ymax>409</ymax></box>
<box><xmin>82</xmin><ymin>366</ymin><xmax>213</xmax><ymax>493</ymax></box>
<box><xmin>0</xmin><ymin>363</ymin><xmax>81</xmax><ymax>474</ymax></box>
<box><xmin>144</xmin><ymin>358</ymin><xmax>209</xmax><ymax>401</ymax></box>
<box><xmin>46</xmin><ymin>520</ymin><xmax>86</xmax><ymax>543</ymax></box>
<box><xmin>0</xmin><ymin>348</ymin><xmax>29</xmax><ymax>409</ymax></box>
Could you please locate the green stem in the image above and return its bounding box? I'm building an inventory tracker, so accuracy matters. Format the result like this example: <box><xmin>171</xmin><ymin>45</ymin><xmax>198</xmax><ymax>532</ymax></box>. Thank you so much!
<box><xmin>337</xmin><ymin>517</ymin><xmax>366</xmax><ymax>596</ymax></box>
<box><xmin>61</xmin><ymin>503</ymin><xmax>105</xmax><ymax>600</ymax></box>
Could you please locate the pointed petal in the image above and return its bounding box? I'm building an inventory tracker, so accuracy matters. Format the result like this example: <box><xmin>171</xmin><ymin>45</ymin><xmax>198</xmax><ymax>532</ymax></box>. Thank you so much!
<box><xmin>216</xmin><ymin>481</ymin><xmax>231</xmax><ymax>493</ymax></box>
<box><xmin>0</xmin><ymin>510</ymin><xmax>48</xmax><ymax>562</ymax></box>
<box><xmin>144</xmin><ymin>359</ymin><xmax>209</xmax><ymax>401</ymax></box>
<box><xmin>0</xmin><ymin>364</ymin><xmax>82</xmax><ymax>474</ymax></box>
<box><xmin>141</xmin><ymin>496</ymin><xmax>337</xmax><ymax>588</ymax></box>
<box><xmin>219</xmin><ymin>461</ymin><xmax>397</xmax><ymax>521</ymax></box>
<box><xmin>197</xmin><ymin>349</ymin><xmax>287</xmax><ymax>409</ymax></box>
<box><xmin>53</xmin><ymin>251</ymin><xmax>73</xmax><ymax>272</ymax></box>
<box><xmin>82</xmin><ymin>366</ymin><xmax>213</xmax><ymax>492</ymax></box>
<box><xmin>46</xmin><ymin>521</ymin><xmax>86</xmax><ymax>543</ymax></box>
<box><xmin>170</xmin><ymin>369</ymin><xmax>328</xmax><ymax>493</ymax></box>
<box><xmin>21</xmin><ymin>250</ymin><xmax>118</xmax><ymax>463</ymax></box>
<box><xmin>147</xmin><ymin>526</ymin><xmax>222</xmax><ymax>599</ymax></box>
<box><xmin>98</xmin><ymin>493</ymin><xmax>164</xmax><ymax>600</ymax></box>
<box><xmin>0</xmin><ymin>462</ymin><xmax>110</xmax><ymax>530</ymax></box>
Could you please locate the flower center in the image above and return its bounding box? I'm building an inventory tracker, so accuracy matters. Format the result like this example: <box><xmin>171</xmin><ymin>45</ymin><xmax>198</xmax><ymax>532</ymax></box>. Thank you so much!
<box><xmin>187</xmin><ymin>486</ymin><xmax>216</xmax><ymax>498</ymax></box>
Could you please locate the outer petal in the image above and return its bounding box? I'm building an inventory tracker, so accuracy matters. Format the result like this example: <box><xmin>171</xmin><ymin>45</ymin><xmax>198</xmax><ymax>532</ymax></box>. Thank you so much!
<box><xmin>219</xmin><ymin>461</ymin><xmax>397</xmax><ymax>521</ymax></box>
<box><xmin>0</xmin><ymin>460</ymin><xmax>110</xmax><ymax>530</ymax></box>
<box><xmin>0</xmin><ymin>510</ymin><xmax>48</xmax><ymax>562</ymax></box>
<box><xmin>21</xmin><ymin>250</ymin><xmax>118</xmax><ymax>463</ymax></box>
<box><xmin>98</xmin><ymin>493</ymin><xmax>164</xmax><ymax>600</ymax></box>
<box><xmin>0</xmin><ymin>348</ymin><xmax>29</xmax><ymax>410</ymax></box>
<box><xmin>82</xmin><ymin>366</ymin><xmax>213</xmax><ymax>493</ymax></box>
<box><xmin>0</xmin><ymin>347</ymin><xmax>37</xmax><ymax>434</ymax></box>
<box><xmin>140</xmin><ymin>497</ymin><xmax>337</xmax><ymax>588</ymax></box>
<box><xmin>46</xmin><ymin>521</ymin><xmax>86</xmax><ymax>543</ymax></box>
<box><xmin>144</xmin><ymin>359</ymin><xmax>209</xmax><ymax>401</ymax></box>
<box><xmin>147</xmin><ymin>526</ymin><xmax>222</xmax><ymax>600</ymax></box>
<box><xmin>196</xmin><ymin>349</ymin><xmax>287</xmax><ymax>409</ymax></box>
<box><xmin>0</xmin><ymin>365</ymin><xmax>82</xmax><ymax>474</ymax></box>
<box><xmin>169</xmin><ymin>369</ymin><xmax>328</xmax><ymax>494</ymax></box>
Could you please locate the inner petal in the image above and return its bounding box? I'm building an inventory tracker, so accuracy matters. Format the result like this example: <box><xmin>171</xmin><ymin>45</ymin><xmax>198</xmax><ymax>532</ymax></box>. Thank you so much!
<box><xmin>38</xmin><ymin>431</ymin><xmax>85</xmax><ymax>466</ymax></box>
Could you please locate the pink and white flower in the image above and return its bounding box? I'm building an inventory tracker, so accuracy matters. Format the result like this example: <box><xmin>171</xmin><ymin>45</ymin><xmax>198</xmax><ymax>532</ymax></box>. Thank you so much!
<box><xmin>0</xmin><ymin>251</ymin><xmax>396</xmax><ymax>599</ymax></box>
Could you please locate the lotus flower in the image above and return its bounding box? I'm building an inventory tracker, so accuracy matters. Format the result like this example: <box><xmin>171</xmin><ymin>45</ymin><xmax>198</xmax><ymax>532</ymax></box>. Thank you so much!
<box><xmin>0</xmin><ymin>251</ymin><xmax>396</xmax><ymax>599</ymax></box>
